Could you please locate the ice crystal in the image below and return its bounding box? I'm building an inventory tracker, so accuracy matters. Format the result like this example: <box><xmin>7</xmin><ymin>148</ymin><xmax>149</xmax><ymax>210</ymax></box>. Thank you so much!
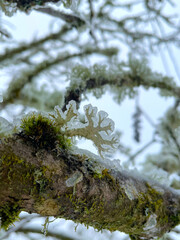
<box><xmin>50</xmin><ymin>100</ymin><xmax>119</xmax><ymax>158</ymax></box>
<box><xmin>121</xmin><ymin>179</ymin><xmax>139</xmax><ymax>200</ymax></box>
<box><xmin>62</xmin><ymin>0</ymin><xmax>78</xmax><ymax>11</ymax></box>
<box><xmin>143</xmin><ymin>214</ymin><xmax>157</xmax><ymax>232</ymax></box>
<box><xmin>66</xmin><ymin>171</ymin><xmax>83</xmax><ymax>187</ymax></box>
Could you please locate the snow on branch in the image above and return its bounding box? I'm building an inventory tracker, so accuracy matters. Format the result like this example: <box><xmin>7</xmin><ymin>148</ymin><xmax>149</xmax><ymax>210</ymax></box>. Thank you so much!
<box><xmin>49</xmin><ymin>100</ymin><xmax>119</xmax><ymax>158</ymax></box>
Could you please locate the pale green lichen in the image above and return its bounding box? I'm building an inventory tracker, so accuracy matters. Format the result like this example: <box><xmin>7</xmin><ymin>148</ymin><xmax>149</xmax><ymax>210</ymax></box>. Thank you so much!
<box><xmin>0</xmin><ymin>117</ymin><xmax>16</xmax><ymax>139</ymax></box>
<box><xmin>122</xmin><ymin>179</ymin><xmax>139</xmax><ymax>200</ymax></box>
<box><xmin>20</xmin><ymin>83</ymin><xmax>64</xmax><ymax>111</ymax></box>
<box><xmin>62</xmin><ymin>0</ymin><xmax>78</xmax><ymax>10</ymax></box>
<box><xmin>66</xmin><ymin>171</ymin><xmax>83</xmax><ymax>194</ymax></box>
<box><xmin>143</xmin><ymin>214</ymin><xmax>157</xmax><ymax>232</ymax></box>
<box><xmin>143</xmin><ymin>107</ymin><xmax>180</xmax><ymax>175</ymax></box>
<box><xmin>49</xmin><ymin>100</ymin><xmax>119</xmax><ymax>158</ymax></box>
<box><xmin>67</xmin><ymin>57</ymin><xmax>177</xmax><ymax>103</ymax></box>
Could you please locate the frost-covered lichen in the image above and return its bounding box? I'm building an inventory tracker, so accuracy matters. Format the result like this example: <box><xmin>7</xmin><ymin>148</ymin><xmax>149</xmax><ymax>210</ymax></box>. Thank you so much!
<box><xmin>62</xmin><ymin>0</ymin><xmax>78</xmax><ymax>10</ymax></box>
<box><xmin>144</xmin><ymin>107</ymin><xmax>180</xmax><ymax>175</ymax></box>
<box><xmin>0</xmin><ymin>117</ymin><xmax>14</xmax><ymax>138</ymax></box>
<box><xmin>143</xmin><ymin>214</ymin><xmax>157</xmax><ymax>232</ymax></box>
<box><xmin>0</xmin><ymin>0</ymin><xmax>17</xmax><ymax>16</ymax></box>
<box><xmin>20</xmin><ymin>83</ymin><xmax>64</xmax><ymax>111</ymax></box>
<box><xmin>67</xmin><ymin>57</ymin><xmax>178</xmax><ymax>104</ymax></box>
<box><xmin>66</xmin><ymin>171</ymin><xmax>83</xmax><ymax>194</ymax></box>
<box><xmin>50</xmin><ymin>100</ymin><xmax>119</xmax><ymax>158</ymax></box>
<box><xmin>121</xmin><ymin>179</ymin><xmax>139</xmax><ymax>200</ymax></box>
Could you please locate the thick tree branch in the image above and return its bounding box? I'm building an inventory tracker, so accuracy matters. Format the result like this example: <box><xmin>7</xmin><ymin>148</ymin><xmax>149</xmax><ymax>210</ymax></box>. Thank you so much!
<box><xmin>63</xmin><ymin>71</ymin><xmax>180</xmax><ymax>110</ymax></box>
<box><xmin>2</xmin><ymin>47</ymin><xmax>116</xmax><ymax>107</ymax></box>
<box><xmin>0</xmin><ymin>133</ymin><xmax>180</xmax><ymax>240</ymax></box>
<box><xmin>0</xmin><ymin>26</ymin><xmax>70</xmax><ymax>64</ymax></box>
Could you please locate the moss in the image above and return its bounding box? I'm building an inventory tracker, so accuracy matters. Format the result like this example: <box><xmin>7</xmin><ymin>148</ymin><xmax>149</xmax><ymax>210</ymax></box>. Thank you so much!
<box><xmin>0</xmin><ymin>201</ymin><xmax>21</xmax><ymax>230</ymax></box>
<box><xmin>65</xmin><ymin>193</ymin><xmax>105</xmax><ymax>230</ymax></box>
<box><xmin>20</xmin><ymin>113</ymin><xmax>71</xmax><ymax>150</ymax></box>
<box><xmin>1</xmin><ymin>149</ymin><xmax>52</xmax><ymax>192</ymax></box>
<box><xmin>0</xmin><ymin>150</ymin><xmax>53</xmax><ymax>228</ymax></box>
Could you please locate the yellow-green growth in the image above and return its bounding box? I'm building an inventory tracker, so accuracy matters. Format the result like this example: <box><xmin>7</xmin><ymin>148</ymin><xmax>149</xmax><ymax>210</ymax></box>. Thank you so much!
<box><xmin>20</xmin><ymin>113</ymin><xmax>71</xmax><ymax>150</ymax></box>
<box><xmin>0</xmin><ymin>151</ymin><xmax>53</xmax><ymax>229</ymax></box>
<box><xmin>0</xmin><ymin>202</ymin><xmax>20</xmax><ymax>230</ymax></box>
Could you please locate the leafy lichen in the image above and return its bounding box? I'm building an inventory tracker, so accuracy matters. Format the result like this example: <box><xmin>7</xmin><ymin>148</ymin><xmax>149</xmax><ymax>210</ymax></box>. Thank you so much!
<box><xmin>50</xmin><ymin>100</ymin><xmax>119</xmax><ymax>158</ymax></box>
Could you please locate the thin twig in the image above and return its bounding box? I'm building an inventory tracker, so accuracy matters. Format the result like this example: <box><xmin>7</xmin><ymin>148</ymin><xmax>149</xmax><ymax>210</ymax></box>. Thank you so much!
<box><xmin>0</xmin><ymin>215</ymin><xmax>36</xmax><ymax>240</ymax></box>
<box><xmin>155</xmin><ymin>18</ymin><xmax>180</xmax><ymax>82</ymax></box>
<box><xmin>11</xmin><ymin>226</ymin><xmax>81</xmax><ymax>240</ymax></box>
<box><xmin>36</xmin><ymin>7</ymin><xmax>86</xmax><ymax>28</ymax></box>
<box><xmin>129</xmin><ymin>138</ymin><xmax>156</xmax><ymax>162</ymax></box>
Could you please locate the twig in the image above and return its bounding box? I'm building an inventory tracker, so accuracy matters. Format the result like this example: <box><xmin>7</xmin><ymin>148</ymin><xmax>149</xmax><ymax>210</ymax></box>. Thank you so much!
<box><xmin>155</xmin><ymin>18</ymin><xmax>180</xmax><ymax>82</ymax></box>
<box><xmin>8</xmin><ymin>226</ymin><xmax>84</xmax><ymax>240</ymax></box>
<box><xmin>0</xmin><ymin>215</ymin><xmax>36</xmax><ymax>240</ymax></box>
<box><xmin>36</xmin><ymin>7</ymin><xmax>86</xmax><ymax>28</ymax></box>
<box><xmin>129</xmin><ymin>138</ymin><xmax>156</xmax><ymax>162</ymax></box>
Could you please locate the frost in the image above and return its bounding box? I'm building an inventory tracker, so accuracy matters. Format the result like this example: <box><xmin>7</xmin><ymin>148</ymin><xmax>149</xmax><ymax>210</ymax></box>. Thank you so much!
<box><xmin>20</xmin><ymin>83</ymin><xmax>64</xmax><ymax>111</ymax></box>
<box><xmin>121</xmin><ymin>179</ymin><xmax>139</xmax><ymax>200</ymax></box>
<box><xmin>143</xmin><ymin>214</ymin><xmax>157</xmax><ymax>232</ymax></box>
<box><xmin>110</xmin><ymin>159</ymin><xmax>122</xmax><ymax>171</ymax></box>
<box><xmin>50</xmin><ymin>100</ymin><xmax>119</xmax><ymax>158</ymax></box>
<box><xmin>142</xmin><ymin>164</ymin><xmax>171</xmax><ymax>187</ymax></box>
<box><xmin>0</xmin><ymin>117</ymin><xmax>14</xmax><ymax>137</ymax></box>
<box><xmin>62</xmin><ymin>0</ymin><xmax>78</xmax><ymax>11</ymax></box>
<box><xmin>68</xmin><ymin>57</ymin><xmax>177</xmax><ymax>105</ymax></box>
<box><xmin>66</xmin><ymin>171</ymin><xmax>83</xmax><ymax>187</ymax></box>
<box><xmin>0</xmin><ymin>0</ymin><xmax>17</xmax><ymax>16</ymax></box>
<box><xmin>66</xmin><ymin>171</ymin><xmax>83</xmax><ymax>194</ymax></box>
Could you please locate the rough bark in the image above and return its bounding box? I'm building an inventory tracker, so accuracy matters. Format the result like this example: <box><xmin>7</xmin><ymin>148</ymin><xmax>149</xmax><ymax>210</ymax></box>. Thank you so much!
<box><xmin>0</xmin><ymin>134</ymin><xmax>180</xmax><ymax>240</ymax></box>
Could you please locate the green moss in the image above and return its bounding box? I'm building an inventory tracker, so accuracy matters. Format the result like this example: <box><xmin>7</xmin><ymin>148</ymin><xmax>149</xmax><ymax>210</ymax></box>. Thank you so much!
<box><xmin>0</xmin><ymin>202</ymin><xmax>21</xmax><ymax>230</ymax></box>
<box><xmin>0</xmin><ymin>150</ymin><xmax>53</xmax><ymax>228</ymax></box>
<box><xmin>1</xmin><ymin>149</ymin><xmax>52</xmax><ymax>193</ymax></box>
<box><xmin>65</xmin><ymin>194</ymin><xmax>105</xmax><ymax>230</ymax></box>
<box><xmin>20</xmin><ymin>113</ymin><xmax>71</xmax><ymax>150</ymax></box>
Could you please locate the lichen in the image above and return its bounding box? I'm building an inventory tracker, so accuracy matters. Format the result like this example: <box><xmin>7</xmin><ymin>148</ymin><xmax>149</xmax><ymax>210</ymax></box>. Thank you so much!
<box><xmin>122</xmin><ymin>179</ymin><xmax>139</xmax><ymax>200</ymax></box>
<box><xmin>0</xmin><ymin>117</ymin><xmax>15</xmax><ymax>139</ymax></box>
<box><xmin>50</xmin><ymin>100</ymin><xmax>118</xmax><ymax>158</ymax></box>
<box><xmin>66</xmin><ymin>171</ymin><xmax>83</xmax><ymax>194</ymax></box>
<box><xmin>67</xmin><ymin>57</ymin><xmax>177</xmax><ymax>104</ymax></box>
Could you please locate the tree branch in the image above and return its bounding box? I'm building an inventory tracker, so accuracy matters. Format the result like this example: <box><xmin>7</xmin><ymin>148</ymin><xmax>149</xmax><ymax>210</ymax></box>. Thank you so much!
<box><xmin>0</xmin><ymin>133</ymin><xmax>180</xmax><ymax>240</ymax></box>
<box><xmin>35</xmin><ymin>7</ymin><xmax>86</xmax><ymax>28</ymax></box>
